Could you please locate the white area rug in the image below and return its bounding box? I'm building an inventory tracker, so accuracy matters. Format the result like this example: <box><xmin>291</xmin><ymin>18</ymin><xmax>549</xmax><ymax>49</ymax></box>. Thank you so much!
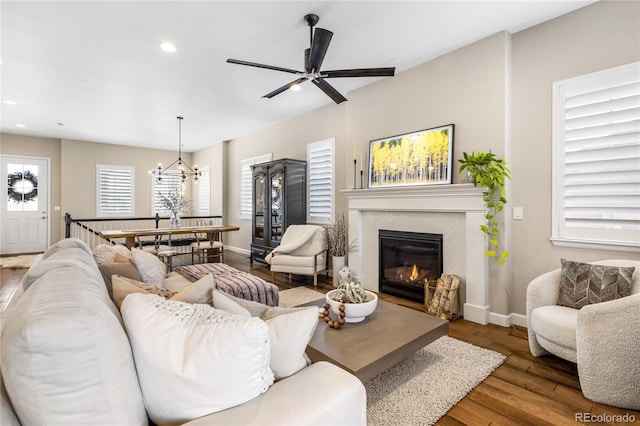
<box><xmin>0</xmin><ymin>254</ymin><xmax>40</xmax><ymax>269</ymax></box>
<box><xmin>278</xmin><ymin>286</ymin><xmax>325</xmax><ymax>307</ymax></box>
<box><xmin>366</xmin><ymin>335</ymin><xmax>506</xmax><ymax>425</ymax></box>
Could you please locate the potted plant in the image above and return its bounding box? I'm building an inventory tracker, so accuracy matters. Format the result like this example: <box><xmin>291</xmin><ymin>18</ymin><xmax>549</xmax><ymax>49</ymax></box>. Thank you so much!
<box><xmin>458</xmin><ymin>151</ymin><xmax>511</xmax><ymax>263</ymax></box>
<box><xmin>325</xmin><ymin>281</ymin><xmax>378</xmax><ymax>325</ymax></box>
<box><xmin>326</xmin><ymin>213</ymin><xmax>357</xmax><ymax>287</ymax></box>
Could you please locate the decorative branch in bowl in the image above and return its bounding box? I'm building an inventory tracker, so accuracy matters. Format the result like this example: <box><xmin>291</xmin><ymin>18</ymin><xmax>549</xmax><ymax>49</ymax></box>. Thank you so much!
<box><xmin>324</xmin><ymin>281</ymin><xmax>378</xmax><ymax>327</ymax></box>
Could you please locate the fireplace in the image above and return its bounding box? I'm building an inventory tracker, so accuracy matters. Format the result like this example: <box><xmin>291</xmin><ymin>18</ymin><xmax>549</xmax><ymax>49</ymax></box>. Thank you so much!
<box><xmin>379</xmin><ymin>229</ymin><xmax>443</xmax><ymax>303</ymax></box>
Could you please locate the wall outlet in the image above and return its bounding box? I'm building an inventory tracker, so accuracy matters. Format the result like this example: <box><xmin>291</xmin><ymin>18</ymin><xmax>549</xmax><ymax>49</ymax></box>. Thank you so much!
<box><xmin>513</xmin><ymin>207</ymin><xmax>523</xmax><ymax>220</ymax></box>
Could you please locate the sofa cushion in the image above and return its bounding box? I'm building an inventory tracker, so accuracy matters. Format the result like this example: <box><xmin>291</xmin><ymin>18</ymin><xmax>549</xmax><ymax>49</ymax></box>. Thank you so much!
<box><xmin>121</xmin><ymin>294</ymin><xmax>273</xmax><ymax>426</ymax></box>
<box><xmin>42</xmin><ymin>237</ymin><xmax>93</xmax><ymax>260</ymax></box>
<box><xmin>212</xmin><ymin>290</ymin><xmax>318</xmax><ymax>380</ymax></box>
<box><xmin>22</xmin><ymin>246</ymin><xmax>105</xmax><ymax>291</ymax></box>
<box><xmin>558</xmin><ymin>259</ymin><xmax>635</xmax><ymax>309</ymax></box>
<box><xmin>131</xmin><ymin>248</ymin><xmax>166</xmax><ymax>286</ymax></box>
<box><xmin>531</xmin><ymin>304</ymin><xmax>578</xmax><ymax>354</ymax></box>
<box><xmin>98</xmin><ymin>257</ymin><xmax>142</xmax><ymax>296</ymax></box>
<box><xmin>112</xmin><ymin>274</ymin><xmax>216</xmax><ymax>308</ymax></box>
<box><xmin>1</xmin><ymin>266</ymin><xmax>147</xmax><ymax>426</ymax></box>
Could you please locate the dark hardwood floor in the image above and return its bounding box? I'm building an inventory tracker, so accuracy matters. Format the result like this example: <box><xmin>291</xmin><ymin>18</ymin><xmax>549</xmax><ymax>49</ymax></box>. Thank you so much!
<box><xmin>2</xmin><ymin>250</ymin><xmax>638</xmax><ymax>425</ymax></box>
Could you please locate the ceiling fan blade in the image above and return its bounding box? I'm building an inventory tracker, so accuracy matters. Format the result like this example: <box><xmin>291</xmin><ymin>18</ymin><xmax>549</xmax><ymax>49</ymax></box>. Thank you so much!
<box><xmin>226</xmin><ymin>58</ymin><xmax>301</xmax><ymax>75</ymax></box>
<box><xmin>308</xmin><ymin>28</ymin><xmax>333</xmax><ymax>72</ymax></box>
<box><xmin>263</xmin><ymin>77</ymin><xmax>308</xmax><ymax>99</ymax></box>
<box><xmin>323</xmin><ymin>67</ymin><xmax>396</xmax><ymax>78</ymax></box>
<box><xmin>312</xmin><ymin>78</ymin><xmax>347</xmax><ymax>104</ymax></box>
<box><xmin>304</xmin><ymin>48</ymin><xmax>310</xmax><ymax>73</ymax></box>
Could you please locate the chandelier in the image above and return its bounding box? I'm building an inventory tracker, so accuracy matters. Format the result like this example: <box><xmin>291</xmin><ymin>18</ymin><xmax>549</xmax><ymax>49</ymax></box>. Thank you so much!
<box><xmin>151</xmin><ymin>116</ymin><xmax>201</xmax><ymax>184</ymax></box>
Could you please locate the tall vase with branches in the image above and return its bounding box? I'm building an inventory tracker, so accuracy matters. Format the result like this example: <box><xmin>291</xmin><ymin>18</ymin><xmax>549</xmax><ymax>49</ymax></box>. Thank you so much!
<box><xmin>326</xmin><ymin>213</ymin><xmax>357</xmax><ymax>287</ymax></box>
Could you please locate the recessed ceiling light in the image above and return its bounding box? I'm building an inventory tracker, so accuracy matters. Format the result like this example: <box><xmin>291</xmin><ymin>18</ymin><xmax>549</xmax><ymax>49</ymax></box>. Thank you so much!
<box><xmin>3</xmin><ymin>100</ymin><xmax>17</xmax><ymax>105</ymax></box>
<box><xmin>290</xmin><ymin>84</ymin><xmax>302</xmax><ymax>92</ymax></box>
<box><xmin>15</xmin><ymin>123</ymin><xmax>26</xmax><ymax>128</ymax></box>
<box><xmin>160</xmin><ymin>42</ymin><xmax>176</xmax><ymax>53</ymax></box>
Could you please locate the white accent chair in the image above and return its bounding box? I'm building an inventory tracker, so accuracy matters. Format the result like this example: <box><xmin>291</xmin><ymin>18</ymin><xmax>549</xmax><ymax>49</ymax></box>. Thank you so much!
<box><xmin>526</xmin><ymin>259</ymin><xmax>640</xmax><ymax>409</ymax></box>
<box><xmin>265</xmin><ymin>224</ymin><xmax>327</xmax><ymax>287</ymax></box>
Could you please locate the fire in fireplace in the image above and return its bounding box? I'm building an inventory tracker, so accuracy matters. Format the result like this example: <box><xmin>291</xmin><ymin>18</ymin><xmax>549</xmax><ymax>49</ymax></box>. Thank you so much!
<box><xmin>378</xmin><ymin>230</ymin><xmax>443</xmax><ymax>303</ymax></box>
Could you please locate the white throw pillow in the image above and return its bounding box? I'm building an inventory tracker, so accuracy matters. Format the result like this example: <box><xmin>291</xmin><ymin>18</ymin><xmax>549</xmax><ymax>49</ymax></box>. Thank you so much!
<box><xmin>212</xmin><ymin>290</ymin><xmax>318</xmax><ymax>380</ymax></box>
<box><xmin>93</xmin><ymin>243</ymin><xmax>131</xmax><ymax>264</ymax></box>
<box><xmin>121</xmin><ymin>294</ymin><xmax>274</xmax><ymax>426</ymax></box>
<box><xmin>130</xmin><ymin>248</ymin><xmax>166</xmax><ymax>286</ymax></box>
<box><xmin>112</xmin><ymin>274</ymin><xmax>216</xmax><ymax>309</ymax></box>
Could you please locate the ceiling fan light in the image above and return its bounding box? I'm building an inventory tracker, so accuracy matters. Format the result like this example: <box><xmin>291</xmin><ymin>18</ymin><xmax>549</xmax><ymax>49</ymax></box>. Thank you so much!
<box><xmin>160</xmin><ymin>42</ymin><xmax>176</xmax><ymax>53</ymax></box>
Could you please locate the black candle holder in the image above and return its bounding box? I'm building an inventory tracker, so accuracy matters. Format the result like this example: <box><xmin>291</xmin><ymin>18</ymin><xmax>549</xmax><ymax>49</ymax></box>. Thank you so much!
<box><xmin>353</xmin><ymin>159</ymin><xmax>357</xmax><ymax>189</ymax></box>
<box><xmin>360</xmin><ymin>170</ymin><xmax>364</xmax><ymax>189</ymax></box>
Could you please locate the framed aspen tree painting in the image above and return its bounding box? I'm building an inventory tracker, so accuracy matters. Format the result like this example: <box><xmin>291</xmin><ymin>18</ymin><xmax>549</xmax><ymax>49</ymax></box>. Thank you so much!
<box><xmin>368</xmin><ymin>124</ymin><xmax>454</xmax><ymax>188</ymax></box>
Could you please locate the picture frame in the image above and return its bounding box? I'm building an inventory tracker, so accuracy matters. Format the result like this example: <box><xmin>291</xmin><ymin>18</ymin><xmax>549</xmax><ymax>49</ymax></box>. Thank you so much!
<box><xmin>368</xmin><ymin>124</ymin><xmax>454</xmax><ymax>188</ymax></box>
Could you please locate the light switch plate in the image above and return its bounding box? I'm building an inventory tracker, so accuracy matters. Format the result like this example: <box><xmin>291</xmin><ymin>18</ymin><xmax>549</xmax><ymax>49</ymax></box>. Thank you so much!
<box><xmin>513</xmin><ymin>207</ymin><xmax>523</xmax><ymax>220</ymax></box>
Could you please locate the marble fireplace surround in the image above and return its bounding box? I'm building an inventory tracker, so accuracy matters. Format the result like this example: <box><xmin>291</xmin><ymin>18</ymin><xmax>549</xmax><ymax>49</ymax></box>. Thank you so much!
<box><xmin>344</xmin><ymin>184</ymin><xmax>491</xmax><ymax>325</ymax></box>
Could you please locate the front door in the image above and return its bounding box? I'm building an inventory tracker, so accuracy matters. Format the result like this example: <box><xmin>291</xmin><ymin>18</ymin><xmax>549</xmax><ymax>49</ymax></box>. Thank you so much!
<box><xmin>1</xmin><ymin>156</ymin><xmax>49</xmax><ymax>254</ymax></box>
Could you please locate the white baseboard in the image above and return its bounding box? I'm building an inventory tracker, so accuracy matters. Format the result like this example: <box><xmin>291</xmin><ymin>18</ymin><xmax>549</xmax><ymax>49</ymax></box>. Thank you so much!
<box><xmin>463</xmin><ymin>303</ymin><xmax>490</xmax><ymax>325</ymax></box>
<box><xmin>226</xmin><ymin>245</ymin><xmax>250</xmax><ymax>255</ymax></box>
<box><xmin>489</xmin><ymin>311</ymin><xmax>527</xmax><ymax>328</ymax></box>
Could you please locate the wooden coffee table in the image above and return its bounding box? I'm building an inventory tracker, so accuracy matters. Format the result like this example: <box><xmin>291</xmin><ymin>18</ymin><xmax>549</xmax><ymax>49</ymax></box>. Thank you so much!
<box><xmin>301</xmin><ymin>297</ymin><xmax>449</xmax><ymax>382</ymax></box>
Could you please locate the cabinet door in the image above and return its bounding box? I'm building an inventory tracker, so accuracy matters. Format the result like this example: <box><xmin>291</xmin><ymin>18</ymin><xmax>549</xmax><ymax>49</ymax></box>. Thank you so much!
<box><xmin>252</xmin><ymin>167</ymin><xmax>267</xmax><ymax>245</ymax></box>
<box><xmin>269</xmin><ymin>164</ymin><xmax>284</xmax><ymax>245</ymax></box>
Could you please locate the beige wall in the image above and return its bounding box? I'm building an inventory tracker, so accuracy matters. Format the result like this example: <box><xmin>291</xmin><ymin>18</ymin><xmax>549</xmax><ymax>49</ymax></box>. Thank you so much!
<box><xmin>222</xmin><ymin>102</ymin><xmax>347</xmax><ymax>250</ymax></box>
<box><xmin>0</xmin><ymin>133</ymin><xmax>63</xmax><ymax>243</ymax></box>
<box><xmin>60</xmin><ymin>139</ymin><xmax>196</xmax><ymax>219</ymax></box>
<box><xmin>347</xmin><ymin>31</ymin><xmax>509</xmax><ymax>183</ymax></box>
<box><xmin>509</xmin><ymin>0</ymin><xmax>640</xmax><ymax>315</ymax></box>
<box><xmin>193</xmin><ymin>142</ymin><xmax>224</xmax><ymax>216</ymax></box>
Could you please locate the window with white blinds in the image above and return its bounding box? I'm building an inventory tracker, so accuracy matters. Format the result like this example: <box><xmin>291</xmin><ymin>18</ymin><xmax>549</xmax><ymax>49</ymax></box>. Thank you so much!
<box><xmin>153</xmin><ymin>174</ymin><xmax>183</xmax><ymax>214</ymax></box>
<box><xmin>307</xmin><ymin>138</ymin><xmax>335</xmax><ymax>224</ymax></box>
<box><xmin>96</xmin><ymin>164</ymin><xmax>134</xmax><ymax>217</ymax></box>
<box><xmin>198</xmin><ymin>167</ymin><xmax>211</xmax><ymax>215</ymax></box>
<box><xmin>240</xmin><ymin>154</ymin><xmax>272</xmax><ymax>219</ymax></box>
<box><xmin>552</xmin><ymin>61</ymin><xmax>640</xmax><ymax>251</ymax></box>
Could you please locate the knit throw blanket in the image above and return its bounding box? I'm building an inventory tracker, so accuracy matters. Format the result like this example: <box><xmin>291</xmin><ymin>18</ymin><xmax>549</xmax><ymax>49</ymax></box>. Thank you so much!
<box><xmin>175</xmin><ymin>263</ymin><xmax>279</xmax><ymax>307</ymax></box>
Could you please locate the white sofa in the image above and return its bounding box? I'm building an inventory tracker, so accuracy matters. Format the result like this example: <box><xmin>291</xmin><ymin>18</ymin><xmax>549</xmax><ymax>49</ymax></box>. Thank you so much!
<box><xmin>0</xmin><ymin>238</ymin><xmax>366</xmax><ymax>425</ymax></box>
<box><xmin>526</xmin><ymin>259</ymin><xmax>640</xmax><ymax>410</ymax></box>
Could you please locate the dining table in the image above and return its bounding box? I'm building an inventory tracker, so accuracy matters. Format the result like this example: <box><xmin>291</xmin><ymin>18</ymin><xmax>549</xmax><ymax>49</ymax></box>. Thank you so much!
<box><xmin>99</xmin><ymin>225</ymin><xmax>240</xmax><ymax>270</ymax></box>
<box><xmin>99</xmin><ymin>225</ymin><xmax>240</xmax><ymax>249</ymax></box>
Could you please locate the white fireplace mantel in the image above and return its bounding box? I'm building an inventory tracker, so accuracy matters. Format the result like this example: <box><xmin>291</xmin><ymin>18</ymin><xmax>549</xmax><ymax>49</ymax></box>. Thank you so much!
<box><xmin>343</xmin><ymin>184</ymin><xmax>491</xmax><ymax>325</ymax></box>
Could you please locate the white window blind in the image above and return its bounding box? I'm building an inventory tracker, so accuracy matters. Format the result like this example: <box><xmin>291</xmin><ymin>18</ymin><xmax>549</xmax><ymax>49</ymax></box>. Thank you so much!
<box><xmin>552</xmin><ymin>61</ymin><xmax>640</xmax><ymax>251</ymax></box>
<box><xmin>307</xmin><ymin>138</ymin><xmax>335</xmax><ymax>223</ymax></box>
<box><xmin>199</xmin><ymin>167</ymin><xmax>211</xmax><ymax>215</ymax></box>
<box><xmin>240</xmin><ymin>153</ymin><xmax>272</xmax><ymax>219</ymax></box>
<box><xmin>96</xmin><ymin>164</ymin><xmax>134</xmax><ymax>217</ymax></box>
<box><xmin>153</xmin><ymin>174</ymin><xmax>183</xmax><ymax>214</ymax></box>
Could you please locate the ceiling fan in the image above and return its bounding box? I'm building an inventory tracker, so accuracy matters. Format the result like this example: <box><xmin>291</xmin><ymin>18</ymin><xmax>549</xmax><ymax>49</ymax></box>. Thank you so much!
<box><xmin>227</xmin><ymin>14</ymin><xmax>395</xmax><ymax>104</ymax></box>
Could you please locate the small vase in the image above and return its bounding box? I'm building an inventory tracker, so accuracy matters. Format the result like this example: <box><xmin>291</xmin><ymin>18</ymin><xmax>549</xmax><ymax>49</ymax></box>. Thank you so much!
<box><xmin>170</xmin><ymin>212</ymin><xmax>180</xmax><ymax>229</ymax></box>
<box><xmin>332</xmin><ymin>255</ymin><xmax>346</xmax><ymax>288</ymax></box>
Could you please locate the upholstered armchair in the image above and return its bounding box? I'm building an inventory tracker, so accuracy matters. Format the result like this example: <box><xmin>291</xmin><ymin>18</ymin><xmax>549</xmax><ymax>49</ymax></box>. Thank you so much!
<box><xmin>526</xmin><ymin>259</ymin><xmax>640</xmax><ymax>409</ymax></box>
<box><xmin>265</xmin><ymin>225</ymin><xmax>327</xmax><ymax>287</ymax></box>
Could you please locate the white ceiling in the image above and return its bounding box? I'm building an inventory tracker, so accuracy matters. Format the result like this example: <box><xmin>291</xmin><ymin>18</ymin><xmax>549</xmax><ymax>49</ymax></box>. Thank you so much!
<box><xmin>1</xmin><ymin>1</ymin><xmax>595</xmax><ymax>152</ymax></box>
